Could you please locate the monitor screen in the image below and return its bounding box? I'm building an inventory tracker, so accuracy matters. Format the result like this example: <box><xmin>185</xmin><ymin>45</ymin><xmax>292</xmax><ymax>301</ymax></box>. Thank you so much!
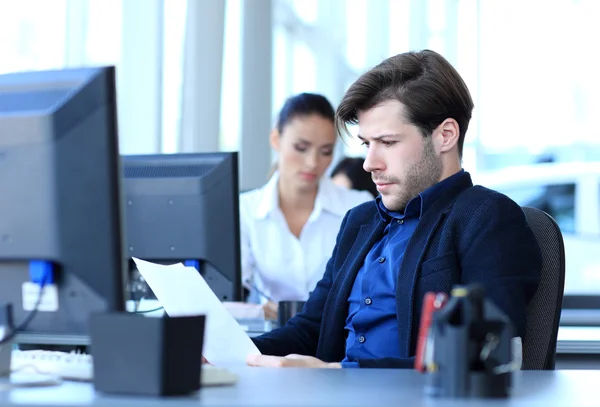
<box><xmin>0</xmin><ymin>66</ymin><xmax>127</xmax><ymax>346</ymax></box>
<box><xmin>122</xmin><ymin>152</ymin><xmax>242</xmax><ymax>302</ymax></box>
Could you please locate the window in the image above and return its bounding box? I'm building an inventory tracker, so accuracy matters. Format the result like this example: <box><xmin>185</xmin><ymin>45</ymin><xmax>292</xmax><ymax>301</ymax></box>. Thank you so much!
<box><xmin>0</xmin><ymin>1</ymin><xmax>68</xmax><ymax>74</ymax></box>
<box><xmin>85</xmin><ymin>0</ymin><xmax>121</xmax><ymax>66</ymax></box>
<box><xmin>388</xmin><ymin>0</ymin><xmax>410</xmax><ymax>56</ymax></box>
<box><xmin>273</xmin><ymin>25</ymin><xmax>291</xmax><ymax>118</ymax></box>
<box><xmin>220</xmin><ymin>0</ymin><xmax>242</xmax><ymax>152</ymax></box>
<box><xmin>344</xmin><ymin>0</ymin><xmax>367</xmax><ymax>71</ymax></box>
<box><xmin>291</xmin><ymin>0</ymin><xmax>319</xmax><ymax>24</ymax></box>
<box><xmin>477</xmin><ymin>0</ymin><xmax>600</xmax><ymax>155</ymax></box>
<box><xmin>291</xmin><ymin>40</ymin><xmax>317</xmax><ymax>94</ymax></box>
<box><xmin>161</xmin><ymin>0</ymin><xmax>188</xmax><ymax>153</ymax></box>
<box><xmin>498</xmin><ymin>181</ymin><xmax>600</xmax><ymax>296</ymax></box>
<box><xmin>500</xmin><ymin>183</ymin><xmax>576</xmax><ymax>234</ymax></box>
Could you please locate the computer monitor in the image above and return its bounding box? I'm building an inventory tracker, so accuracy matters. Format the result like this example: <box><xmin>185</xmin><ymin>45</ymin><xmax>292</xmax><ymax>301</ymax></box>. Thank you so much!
<box><xmin>121</xmin><ymin>152</ymin><xmax>243</xmax><ymax>302</ymax></box>
<box><xmin>0</xmin><ymin>66</ymin><xmax>127</xmax><ymax>345</ymax></box>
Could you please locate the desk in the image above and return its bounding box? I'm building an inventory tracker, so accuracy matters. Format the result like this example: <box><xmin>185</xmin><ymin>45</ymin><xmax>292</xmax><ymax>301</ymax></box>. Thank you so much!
<box><xmin>1</xmin><ymin>368</ymin><xmax>598</xmax><ymax>406</ymax></box>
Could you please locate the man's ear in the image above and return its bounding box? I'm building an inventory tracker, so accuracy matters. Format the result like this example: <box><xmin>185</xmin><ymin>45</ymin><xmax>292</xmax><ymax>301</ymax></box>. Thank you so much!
<box><xmin>269</xmin><ymin>128</ymin><xmax>280</xmax><ymax>151</ymax></box>
<box><xmin>435</xmin><ymin>118</ymin><xmax>460</xmax><ymax>154</ymax></box>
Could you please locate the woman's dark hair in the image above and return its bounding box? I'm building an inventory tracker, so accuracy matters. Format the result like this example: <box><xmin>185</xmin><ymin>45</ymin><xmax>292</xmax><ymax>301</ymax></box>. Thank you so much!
<box><xmin>336</xmin><ymin>50</ymin><xmax>474</xmax><ymax>158</ymax></box>
<box><xmin>331</xmin><ymin>157</ymin><xmax>378</xmax><ymax>198</ymax></box>
<box><xmin>276</xmin><ymin>93</ymin><xmax>335</xmax><ymax>134</ymax></box>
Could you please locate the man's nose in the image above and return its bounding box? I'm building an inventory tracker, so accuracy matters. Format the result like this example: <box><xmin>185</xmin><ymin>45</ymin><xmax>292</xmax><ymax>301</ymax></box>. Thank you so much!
<box><xmin>363</xmin><ymin>146</ymin><xmax>381</xmax><ymax>173</ymax></box>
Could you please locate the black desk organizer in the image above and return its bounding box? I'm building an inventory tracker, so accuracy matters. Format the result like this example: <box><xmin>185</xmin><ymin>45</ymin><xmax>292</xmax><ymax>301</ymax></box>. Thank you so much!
<box><xmin>90</xmin><ymin>312</ymin><xmax>205</xmax><ymax>396</ymax></box>
<box><xmin>426</xmin><ymin>284</ymin><xmax>516</xmax><ymax>398</ymax></box>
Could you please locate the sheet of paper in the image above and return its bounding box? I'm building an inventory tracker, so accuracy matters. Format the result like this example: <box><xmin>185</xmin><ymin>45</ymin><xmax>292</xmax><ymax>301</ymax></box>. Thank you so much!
<box><xmin>132</xmin><ymin>258</ymin><xmax>261</xmax><ymax>365</ymax></box>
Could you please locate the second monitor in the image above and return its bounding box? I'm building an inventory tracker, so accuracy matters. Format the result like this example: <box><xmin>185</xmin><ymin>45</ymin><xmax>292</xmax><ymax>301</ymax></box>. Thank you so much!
<box><xmin>121</xmin><ymin>152</ymin><xmax>242</xmax><ymax>302</ymax></box>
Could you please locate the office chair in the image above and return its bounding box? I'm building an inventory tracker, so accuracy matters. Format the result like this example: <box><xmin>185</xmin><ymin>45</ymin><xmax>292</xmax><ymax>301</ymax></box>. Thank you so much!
<box><xmin>521</xmin><ymin>206</ymin><xmax>566</xmax><ymax>370</ymax></box>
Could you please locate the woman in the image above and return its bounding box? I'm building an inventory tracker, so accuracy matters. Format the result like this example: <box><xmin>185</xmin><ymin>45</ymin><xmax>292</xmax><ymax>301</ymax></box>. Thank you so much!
<box><xmin>239</xmin><ymin>93</ymin><xmax>372</xmax><ymax>319</ymax></box>
<box><xmin>331</xmin><ymin>157</ymin><xmax>378</xmax><ymax>198</ymax></box>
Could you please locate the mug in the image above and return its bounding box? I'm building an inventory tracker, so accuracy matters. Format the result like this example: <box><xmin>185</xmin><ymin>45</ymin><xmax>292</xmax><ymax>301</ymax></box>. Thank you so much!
<box><xmin>277</xmin><ymin>301</ymin><xmax>306</xmax><ymax>327</ymax></box>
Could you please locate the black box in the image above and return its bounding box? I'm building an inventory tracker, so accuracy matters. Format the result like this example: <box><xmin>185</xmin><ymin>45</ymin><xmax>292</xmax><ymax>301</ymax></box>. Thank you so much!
<box><xmin>90</xmin><ymin>312</ymin><xmax>205</xmax><ymax>396</ymax></box>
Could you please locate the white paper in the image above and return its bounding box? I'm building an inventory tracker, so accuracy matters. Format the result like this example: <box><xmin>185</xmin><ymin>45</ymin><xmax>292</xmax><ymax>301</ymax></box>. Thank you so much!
<box><xmin>132</xmin><ymin>258</ymin><xmax>261</xmax><ymax>365</ymax></box>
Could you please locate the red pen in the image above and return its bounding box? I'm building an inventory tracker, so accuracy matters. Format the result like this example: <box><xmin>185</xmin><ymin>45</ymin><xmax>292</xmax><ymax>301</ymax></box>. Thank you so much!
<box><xmin>415</xmin><ymin>292</ymin><xmax>448</xmax><ymax>372</ymax></box>
<box><xmin>415</xmin><ymin>292</ymin><xmax>437</xmax><ymax>372</ymax></box>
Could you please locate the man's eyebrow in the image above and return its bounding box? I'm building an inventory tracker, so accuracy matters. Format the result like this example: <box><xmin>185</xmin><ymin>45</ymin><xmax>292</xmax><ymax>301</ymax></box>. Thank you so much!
<box><xmin>357</xmin><ymin>133</ymin><xmax>402</xmax><ymax>141</ymax></box>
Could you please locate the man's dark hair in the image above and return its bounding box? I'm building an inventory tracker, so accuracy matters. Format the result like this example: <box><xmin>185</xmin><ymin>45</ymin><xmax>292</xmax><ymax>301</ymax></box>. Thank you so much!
<box><xmin>336</xmin><ymin>50</ymin><xmax>474</xmax><ymax>157</ymax></box>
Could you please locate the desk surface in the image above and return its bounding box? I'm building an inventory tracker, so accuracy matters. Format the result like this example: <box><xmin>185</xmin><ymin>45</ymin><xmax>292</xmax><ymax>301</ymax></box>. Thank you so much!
<box><xmin>1</xmin><ymin>368</ymin><xmax>599</xmax><ymax>407</ymax></box>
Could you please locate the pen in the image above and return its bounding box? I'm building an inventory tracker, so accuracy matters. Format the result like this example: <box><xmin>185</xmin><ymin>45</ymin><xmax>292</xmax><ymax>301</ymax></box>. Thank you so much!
<box><xmin>243</xmin><ymin>280</ymin><xmax>274</xmax><ymax>303</ymax></box>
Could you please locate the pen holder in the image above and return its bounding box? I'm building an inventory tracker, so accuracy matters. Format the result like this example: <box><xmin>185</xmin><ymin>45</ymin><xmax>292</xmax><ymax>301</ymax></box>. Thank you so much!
<box><xmin>90</xmin><ymin>312</ymin><xmax>205</xmax><ymax>396</ymax></box>
<box><xmin>426</xmin><ymin>285</ymin><xmax>514</xmax><ymax>399</ymax></box>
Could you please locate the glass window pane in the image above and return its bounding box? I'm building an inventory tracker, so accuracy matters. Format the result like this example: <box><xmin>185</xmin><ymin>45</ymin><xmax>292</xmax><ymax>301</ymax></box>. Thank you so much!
<box><xmin>478</xmin><ymin>0</ymin><xmax>600</xmax><ymax>155</ymax></box>
<box><xmin>291</xmin><ymin>40</ymin><xmax>317</xmax><ymax>94</ymax></box>
<box><xmin>0</xmin><ymin>0</ymin><xmax>68</xmax><ymax>74</ymax></box>
<box><xmin>388</xmin><ymin>0</ymin><xmax>410</xmax><ymax>55</ymax></box>
<box><xmin>161</xmin><ymin>0</ymin><xmax>187</xmax><ymax>153</ymax></box>
<box><xmin>85</xmin><ymin>0</ymin><xmax>122</xmax><ymax>65</ymax></box>
<box><xmin>345</xmin><ymin>0</ymin><xmax>367</xmax><ymax>70</ymax></box>
<box><xmin>501</xmin><ymin>183</ymin><xmax>576</xmax><ymax>234</ymax></box>
<box><xmin>220</xmin><ymin>0</ymin><xmax>242</xmax><ymax>152</ymax></box>
<box><xmin>291</xmin><ymin>0</ymin><xmax>319</xmax><ymax>24</ymax></box>
<box><xmin>427</xmin><ymin>0</ymin><xmax>447</xmax><ymax>32</ymax></box>
<box><xmin>273</xmin><ymin>25</ymin><xmax>289</xmax><ymax>118</ymax></box>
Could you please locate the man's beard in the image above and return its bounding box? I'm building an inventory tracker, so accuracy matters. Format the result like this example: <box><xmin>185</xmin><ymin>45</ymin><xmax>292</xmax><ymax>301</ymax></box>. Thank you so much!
<box><xmin>378</xmin><ymin>137</ymin><xmax>443</xmax><ymax>212</ymax></box>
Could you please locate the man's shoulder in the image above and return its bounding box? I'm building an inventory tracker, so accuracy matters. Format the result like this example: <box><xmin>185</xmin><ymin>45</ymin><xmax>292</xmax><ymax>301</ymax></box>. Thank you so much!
<box><xmin>337</xmin><ymin>184</ymin><xmax>525</xmax><ymax>228</ymax></box>
<box><xmin>457</xmin><ymin>185</ymin><xmax>521</xmax><ymax>208</ymax></box>
<box><xmin>451</xmin><ymin>185</ymin><xmax>524</xmax><ymax>222</ymax></box>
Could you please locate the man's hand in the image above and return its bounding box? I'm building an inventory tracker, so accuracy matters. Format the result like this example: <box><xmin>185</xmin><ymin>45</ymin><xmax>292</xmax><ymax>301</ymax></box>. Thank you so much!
<box><xmin>247</xmin><ymin>354</ymin><xmax>341</xmax><ymax>368</ymax></box>
<box><xmin>262</xmin><ymin>301</ymin><xmax>278</xmax><ymax>321</ymax></box>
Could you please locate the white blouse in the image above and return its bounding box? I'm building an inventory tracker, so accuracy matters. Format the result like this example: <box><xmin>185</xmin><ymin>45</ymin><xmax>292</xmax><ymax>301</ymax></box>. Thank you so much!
<box><xmin>239</xmin><ymin>172</ymin><xmax>373</xmax><ymax>302</ymax></box>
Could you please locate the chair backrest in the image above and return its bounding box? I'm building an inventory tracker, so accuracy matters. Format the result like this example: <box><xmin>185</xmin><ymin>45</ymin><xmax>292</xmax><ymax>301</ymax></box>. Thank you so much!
<box><xmin>521</xmin><ymin>206</ymin><xmax>566</xmax><ymax>370</ymax></box>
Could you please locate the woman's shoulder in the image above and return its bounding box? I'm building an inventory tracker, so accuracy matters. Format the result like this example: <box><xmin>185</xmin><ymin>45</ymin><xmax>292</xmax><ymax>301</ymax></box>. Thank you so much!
<box><xmin>239</xmin><ymin>180</ymin><xmax>279</xmax><ymax>222</ymax></box>
<box><xmin>240</xmin><ymin>185</ymin><xmax>264</xmax><ymax>200</ymax></box>
<box><xmin>239</xmin><ymin>185</ymin><xmax>265</xmax><ymax>212</ymax></box>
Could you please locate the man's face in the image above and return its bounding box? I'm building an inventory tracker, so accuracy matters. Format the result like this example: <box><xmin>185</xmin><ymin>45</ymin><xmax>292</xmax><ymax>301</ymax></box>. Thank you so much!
<box><xmin>358</xmin><ymin>100</ymin><xmax>443</xmax><ymax>211</ymax></box>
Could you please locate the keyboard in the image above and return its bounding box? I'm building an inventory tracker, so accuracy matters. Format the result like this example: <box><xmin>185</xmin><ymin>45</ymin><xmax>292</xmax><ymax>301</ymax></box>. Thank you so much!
<box><xmin>10</xmin><ymin>350</ymin><xmax>237</xmax><ymax>387</ymax></box>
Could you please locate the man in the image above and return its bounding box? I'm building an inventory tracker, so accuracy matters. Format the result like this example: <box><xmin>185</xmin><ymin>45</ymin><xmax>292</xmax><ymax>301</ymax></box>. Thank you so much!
<box><xmin>247</xmin><ymin>50</ymin><xmax>542</xmax><ymax>369</ymax></box>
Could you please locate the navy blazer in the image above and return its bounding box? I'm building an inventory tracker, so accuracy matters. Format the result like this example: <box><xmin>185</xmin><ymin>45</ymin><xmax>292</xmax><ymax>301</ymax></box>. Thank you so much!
<box><xmin>252</xmin><ymin>172</ymin><xmax>542</xmax><ymax>368</ymax></box>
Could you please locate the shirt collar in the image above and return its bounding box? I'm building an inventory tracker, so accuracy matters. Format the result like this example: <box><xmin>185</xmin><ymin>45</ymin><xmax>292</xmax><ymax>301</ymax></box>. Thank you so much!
<box><xmin>376</xmin><ymin>169</ymin><xmax>466</xmax><ymax>222</ymax></box>
<box><xmin>253</xmin><ymin>171</ymin><xmax>349</xmax><ymax>219</ymax></box>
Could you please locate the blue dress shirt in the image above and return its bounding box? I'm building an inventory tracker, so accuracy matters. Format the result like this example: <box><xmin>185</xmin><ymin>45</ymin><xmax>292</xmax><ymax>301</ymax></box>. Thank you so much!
<box><xmin>341</xmin><ymin>170</ymin><xmax>465</xmax><ymax>367</ymax></box>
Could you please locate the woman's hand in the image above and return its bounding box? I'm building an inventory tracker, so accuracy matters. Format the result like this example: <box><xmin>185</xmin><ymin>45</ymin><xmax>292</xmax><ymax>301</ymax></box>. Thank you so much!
<box><xmin>262</xmin><ymin>301</ymin><xmax>278</xmax><ymax>321</ymax></box>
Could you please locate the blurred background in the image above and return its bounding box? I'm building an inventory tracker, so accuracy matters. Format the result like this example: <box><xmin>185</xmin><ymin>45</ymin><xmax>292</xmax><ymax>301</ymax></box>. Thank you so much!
<box><xmin>1</xmin><ymin>0</ymin><xmax>598</xmax><ymax>301</ymax></box>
